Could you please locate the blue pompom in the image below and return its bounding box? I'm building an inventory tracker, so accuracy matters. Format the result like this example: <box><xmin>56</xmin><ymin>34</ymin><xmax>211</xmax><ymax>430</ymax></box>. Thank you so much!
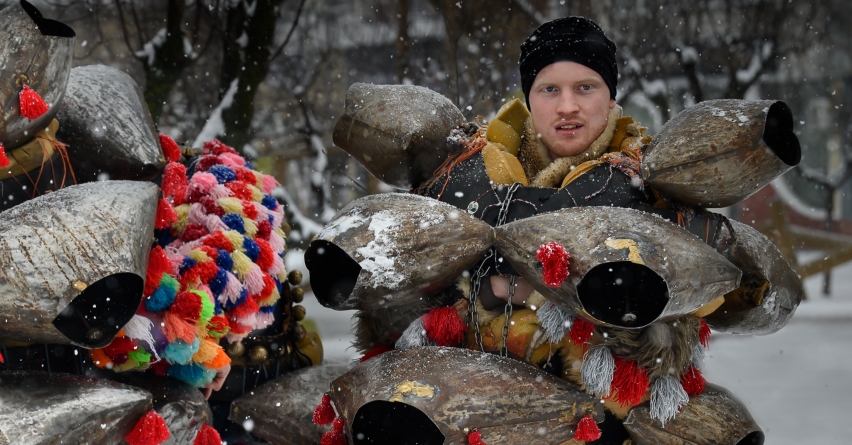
<box><xmin>209</xmin><ymin>268</ymin><xmax>228</xmax><ymax>296</ymax></box>
<box><xmin>164</xmin><ymin>338</ymin><xmax>200</xmax><ymax>365</ymax></box>
<box><xmin>209</xmin><ymin>165</ymin><xmax>237</xmax><ymax>184</ymax></box>
<box><xmin>261</xmin><ymin>195</ymin><xmax>278</xmax><ymax>211</ymax></box>
<box><xmin>259</xmin><ymin>305</ymin><xmax>276</xmax><ymax>314</ymax></box>
<box><xmin>179</xmin><ymin>257</ymin><xmax>197</xmax><ymax>275</ymax></box>
<box><xmin>167</xmin><ymin>363</ymin><xmax>216</xmax><ymax>387</ymax></box>
<box><xmin>242</xmin><ymin>237</ymin><xmax>260</xmax><ymax>261</ymax></box>
<box><xmin>215</xmin><ymin>249</ymin><xmax>233</xmax><ymax>270</ymax></box>
<box><xmin>222</xmin><ymin>213</ymin><xmax>245</xmax><ymax>233</ymax></box>
<box><xmin>156</xmin><ymin>228</ymin><xmax>175</xmax><ymax>247</ymax></box>
<box><xmin>146</xmin><ymin>287</ymin><xmax>176</xmax><ymax>312</ymax></box>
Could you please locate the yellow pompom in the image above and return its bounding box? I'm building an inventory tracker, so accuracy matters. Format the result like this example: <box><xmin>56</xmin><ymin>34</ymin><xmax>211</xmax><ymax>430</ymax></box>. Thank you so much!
<box><xmin>231</xmin><ymin>250</ymin><xmax>253</xmax><ymax>280</ymax></box>
<box><xmin>248</xmin><ymin>184</ymin><xmax>264</xmax><ymax>202</ymax></box>
<box><xmin>258</xmin><ymin>287</ymin><xmax>280</xmax><ymax>307</ymax></box>
<box><xmin>223</xmin><ymin>230</ymin><xmax>245</xmax><ymax>251</ymax></box>
<box><xmin>187</xmin><ymin>248</ymin><xmax>211</xmax><ymax>263</ymax></box>
<box><xmin>243</xmin><ymin>217</ymin><xmax>258</xmax><ymax>238</ymax></box>
<box><xmin>192</xmin><ymin>338</ymin><xmax>221</xmax><ymax>364</ymax></box>
<box><xmin>218</xmin><ymin>197</ymin><xmax>244</xmax><ymax>215</ymax></box>
<box><xmin>174</xmin><ymin>204</ymin><xmax>190</xmax><ymax>233</ymax></box>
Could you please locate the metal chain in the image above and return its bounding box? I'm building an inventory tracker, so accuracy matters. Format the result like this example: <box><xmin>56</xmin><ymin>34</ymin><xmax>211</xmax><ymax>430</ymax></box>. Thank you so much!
<box><xmin>496</xmin><ymin>183</ymin><xmax>521</xmax><ymax>227</ymax></box>
<box><xmin>468</xmin><ymin>249</ymin><xmax>494</xmax><ymax>352</ymax></box>
<box><xmin>500</xmin><ymin>275</ymin><xmax>516</xmax><ymax>357</ymax></box>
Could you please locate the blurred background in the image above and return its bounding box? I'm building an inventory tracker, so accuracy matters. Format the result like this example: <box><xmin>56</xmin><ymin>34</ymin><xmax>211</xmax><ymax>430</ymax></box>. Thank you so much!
<box><xmin>11</xmin><ymin>0</ymin><xmax>852</xmax><ymax>443</ymax></box>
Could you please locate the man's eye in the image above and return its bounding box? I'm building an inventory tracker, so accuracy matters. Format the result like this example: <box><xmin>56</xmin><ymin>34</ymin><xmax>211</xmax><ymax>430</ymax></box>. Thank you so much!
<box><xmin>579</xmin><ymin>85</ymin><xmax>592</xmax><ymax>91</ymax></box>
<box><xmin>543</xmin><ymin>86</ymin><xmax>556</xmax><ymax>93</ymax></box>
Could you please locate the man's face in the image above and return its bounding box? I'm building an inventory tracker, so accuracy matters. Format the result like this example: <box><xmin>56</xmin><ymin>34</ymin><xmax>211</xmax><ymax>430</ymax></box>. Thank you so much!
<box><xmin>528</xmin><ymin>61</ymin><xmax>616</xmax><ymax>160</ymax></box>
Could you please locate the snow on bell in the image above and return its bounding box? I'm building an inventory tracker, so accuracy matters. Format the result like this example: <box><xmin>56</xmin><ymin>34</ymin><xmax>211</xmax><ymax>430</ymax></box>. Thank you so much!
<box><xmin>229</xmin><ymin>362</ymin><xmax>351</xmax><ymax>444</ymax></box>
<box><xmin>494</xmin><ymin>207</ymin><xmax>742</xmax><ymax>329</ymax></box>
<box><xmin>623</xmin><ymin>383</ymin><xmax>764</xmax><ymax>445</ymax></box>
<box><xmin>0</xmin><ymin>181</ymin><xmax>158</xmax><ymax>348</ymax></box>
<box><xmin>0</xmin><ymin>0</ymin><xmax>75</xmax><ymax>149</ymax></box>
<box><xmin>56</xmin><ymin>65</ymin><xmax>166</xmax><ymax>182</ymax></box>
<box><xmin>332</xmin><ymin>83</ymin><xmax>467</xmax><ymax>189</ymax></box>
<box><xmin>328</xmin><ymin>347</ymin><xmax>603</xmax><ymax>444</ymax></box>
<box><xmin>704</xmin><ymin>219</ymin><xmax>803</xmax><ymax>335</ymax></box>
<box><xmin>305</xmin><ymin>193</ymin><xmax>494</xmax><ymax>310</ymax></box>
<box><xmin>641</xmin><ymin>99</ymin><xmax>801</xmax><ymax>208</ymax></box>
<box><xmin>0</xmin><ymin>371</ymin><xmax>152</xmax><ymax>443</ymax></box>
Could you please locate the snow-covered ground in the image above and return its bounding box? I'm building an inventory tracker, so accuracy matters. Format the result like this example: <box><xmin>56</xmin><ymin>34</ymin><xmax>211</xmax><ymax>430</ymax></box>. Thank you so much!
<box><xmin>299</xmin><ymin>253</ymin><xmax>852</xmax><ymax>444</ymax></box>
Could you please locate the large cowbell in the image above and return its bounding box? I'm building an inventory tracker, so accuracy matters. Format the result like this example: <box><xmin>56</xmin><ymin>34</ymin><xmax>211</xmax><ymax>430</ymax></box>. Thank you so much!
<box><xmin>641</xmin><ymin>99</ymin><xmax>801</xmax><ymax>208</ymax></box>
<box><xmin>494</xmin><ymin>207</ymin><xmax>742</xmax><ymax>329</ymax></box>
<box><xmin>305</xmin><ymin>193</ymin><xmax>494</xmax><ymax>310</ymax></box>
<box><xmin>0</xmin><ymin>0</ymin><xmax>75</xmax><ymax>150</ymax></box>
<box><xmin>0</xmin><ymin>181</ymin><xmax>158</xmax><ymax>348</ymax></box>
<box><xmin>56</xmin><ymin>65</ymin><xmax>166</xmax><ymax>181</ymax></box>
<box><xmin>329</xmin><ymin>347</ymin><xmax>603</xmax><ymax>445</ymax></box>
<box><xmin>332</xmin><ymin>83</ymin><xmax>467</xmax><ymax>189</ymax></box>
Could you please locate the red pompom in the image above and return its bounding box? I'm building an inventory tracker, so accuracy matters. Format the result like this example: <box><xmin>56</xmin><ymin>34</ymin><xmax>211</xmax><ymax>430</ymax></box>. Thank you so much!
<box><xmin>159</xmin><ymin>134</ymin><xmax>182</xmax><ymax>163</ymax></box>
<box><xmin>699</xmin><ymin>318</ymin><xmax>711</xmax><ymax>348</ymax></box>
<box><xmin>320</xmin><ymin>418</ymin><xmax>347</xmax><ymax>445</ymax></box>
<box><xmin>254</xmin><ymin>238</ymin><xmax>275</xmax><ymax>271</ymax></box>
<box><xmin>536</xmin><ymin>241</ymin><xmax>570</xmax><ymax>288</ymax></box>
<box><xmin>162</xmin><ymin>161</ymin><xmax>188</xmax><ymax>205</ymax></box>
<box><xmin>573</xmin><ymin>414</ymin><xmax>602</xmax><ymax>442</ymax></box>
<box><xmin>0</xmin><ymin>142</ymin><xmax>9</xmax><ymax>168</ymax></box>
<box><xmin>422</xmin><ymin>306</ymin><xmax>467</xmax><ymax>346</ymax></box>
<box><xmin>225</xmin><ymin>180</ymin><xmax>253</xmax><ymax>201</ymax></box>
<box><xmin>203</xmin><ymin>231</ymin><xmax>234</xmax><ymax>252</ymax></box>
<box><xmin>145</xmin><ymin>245</ymin><xmax>172</xmax><ymax>296</ymax></box>
<box><xmin>193</xmin><ymin>424</ymin><xmax>222</xmax><ymax>445</ymax></box>
<box><xmin>180</xmin><ymin>223</ymin><xmax>210</xmax><ymax>243</ymax></box>
<box><xmin>0</xmin><ymin>351</ymin><xmax>4</xmax><ymax>363</ymax></box>
<box><xmin>125</xmin><ymin>409</ymin><xmax>170</xmax><ymax>445</ymax></box>
<box><xmin>611</xmin><ymin>357</ymin><xmax>650</xmax><ymax>407</ymax></box>
<box><xmin>569</xmin><ymin>317</ymin><xmax>595</xmax><ymax>346</ymax></box>
<box><xmin>241</xmin><ymin>200</ymin><xmax>258</xmax><ymax>219</ymax></box>
<box><xmin>313</xmin><ymin>394</ymin><xmax>337</xmax><ymax>425</ymax></box>
<box><xmin>19</xmin><ymin>85</ymin><xmax>49</xmax><ymax>120</ymax></box>
<box><xmin>203</xmin><ymin>139</ymin><xmax>237</xmax><ymax>156</ymax></box>
<box><xmin>680</xmin><ymin>366</ymin><xmax>706</xmax><ymax>396</ymax></box>
<box><xmin>468</xmin><ymin>429</ymin><xmax>487</xmax><ymax>445</ymax></box>
<box><xmin>155</xmin><ymin>198</ymin><xmax>178</xmax><ymax>229</ymax></box>
<box><xmin>359</xmin><ymin>344</ymin><xmax>394</xmax><ymax>362</ymax></box>
<box><xmin>172</xmin><ymin>291</ymin><xmax>203</xmax><ymax>322</ymax></box>
<box><xmin>256</xmin><ymin>219</ymin><xmax>272</xmax><ymax>240</ymax></box>
<box><xmin>103</xmin><ymin>336</ymin><xmax>137</xmax><ymax>365</ymax></box>
<box><xmin>230</xmin><ymin>297</ymin><xmax>259</xmax><ymax>320</ymax></box>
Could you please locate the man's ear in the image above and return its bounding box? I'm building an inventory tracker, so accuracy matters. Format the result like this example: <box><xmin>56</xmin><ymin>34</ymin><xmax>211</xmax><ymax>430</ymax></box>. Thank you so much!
<box><xmin>609</xmin><ymin>99</ymin><xmax>616</xmax><ymax>109</ymax></box>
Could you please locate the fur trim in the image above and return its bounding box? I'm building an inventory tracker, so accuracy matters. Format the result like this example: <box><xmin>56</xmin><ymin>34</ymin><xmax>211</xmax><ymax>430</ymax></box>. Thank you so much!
<box><xmin>581</xmin><ymin>344</ymin><xmax>615</xmax><ymax>397</ymax></box>
<box><xmin>601</xmin><ymin>315</ymin><xmax>700</xmax><ymax>380</ymax></box>
<box><xmin>518</xmin><ymin>106</ymin><xmax>623</xmax><ymax>187</ymax></box>
<box><xmin>650</xmin><ymin>375</ymin><xmax>690</xmax><ymax>426</ymax></box>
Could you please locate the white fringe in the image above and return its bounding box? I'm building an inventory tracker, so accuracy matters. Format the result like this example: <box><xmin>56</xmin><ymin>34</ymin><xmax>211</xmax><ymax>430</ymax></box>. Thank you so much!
<box><xmin>536</xmin><ymin>301</ymin><xmax>574</xmax><ymax>343</ymax></box>
<box><xmin>690</xmin><ymin>343</ymin><xmax>705</xmax><ymax>370</ymax></box>
<box><xmin>122</xmin><ymin>314</ymin><xmax>160</xmax><ymax>361</ymax></box>
<box><xmin>581</xmin><ymin>344</ymin><xmax>615</xmax><ymax>397</ymax></box>
<box><xmin>395</xmin><ymin>317</ymin><xmax>435</xmax><ymax>350</ymax></box>
<box><xmin>650</xmin><ymin>375</ymin><xmax>690</xmax><ymax>426</ymax></box>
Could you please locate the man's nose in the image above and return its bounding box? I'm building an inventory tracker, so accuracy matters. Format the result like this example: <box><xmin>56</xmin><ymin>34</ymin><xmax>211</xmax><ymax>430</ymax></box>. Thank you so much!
<box><xmin>556</xmin><ymin>92</ymin><xmax>580</xmax><ymax>116</ymax></box>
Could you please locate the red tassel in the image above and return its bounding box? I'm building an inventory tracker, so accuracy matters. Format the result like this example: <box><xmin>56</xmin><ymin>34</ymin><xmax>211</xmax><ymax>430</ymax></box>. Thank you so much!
<box><xmin>0</xmin><ymin>142</ymin><xmax>9</xmax><ymax>168</ymax></box>
<box><xmin>125</xmin><ymin>409</ymin><xmax>170</xmax><ymax>445</ymax></box>
<box><xmin>573</xmin><ymin>414</ymin><xmax>602</xmax><ymax>442</ymax></box>
<box><xmin>145</xmin><ymin>245</ymin><xmax>172</xmax><ymax>296</ymax></box>
<box><xmin>320</xmin><ymin>417</ymin><xmax>346</xmax><ymax>445</ymax></box>
<box><xmin>699</xmin><ymin>318</ymin><xmax>711</xmax><ymax>348</ymax></box>
<box><xmin>19</xmin><ymin>85</ymin><xmax>49</xmax><ymax>120</ymax></box>
<box><xmin>422</xmin><ymin>306</ymin><xmax>467</xmax><ymax>346</ymax></box>
<box><xmin>155</xmin><ymin>198</ymin><xmax>178</xmax><ymax>229</ymax></box>
<box><xmin>611</xmin><ymin>357</ymin><xmax>650</xmax><ymax>407</ymax></box>
<box><xmin>359</xmin><ymin>344</ymin><xmax>394</xmax><ymax>362</ymax></box>
<box><xmin>680</xmin><ymin>366</ymin><xmax>706</xmax><ymax>396</ymax></box>
<box><xmin>162</xmin><ymin>161</ymin><xmax>188</xmax><ymax>205</ymax></box>
<box><xmin>313</xmin><ymin>394</ymin><xmax>337</xmax><ymax>425</ymax></box>
<box><xmin>536</xmin><ymin>241</ymin><xmax>570</xmax><ymax>288</ymax></box>
<box><xmin>159</xmin><ymin>134</ymin><xmax>182</xmax><ymax>162</ymax></box>
<box><xmin>193</xmin><ymin>424</ymin><xmax>222</xmax><ymax>445</ymax></box>
<box><xmin>569</xmin><ymin>318</ymin><xmax>595</xmax><ymax>346</ymax></box>
<box><xmin>468</xmin><ymin>429</ymin><xmax>487</xmax><ymax>445</ymax></box>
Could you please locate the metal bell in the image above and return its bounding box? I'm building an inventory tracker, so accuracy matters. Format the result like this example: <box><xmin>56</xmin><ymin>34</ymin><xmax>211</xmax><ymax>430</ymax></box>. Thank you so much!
<box><xmin>641</xmin><ymin>99</ymin><xmax>801</xmax><ymax>208</ymax></box>
<box><xmin>56</xmin><ymin>65</ymin><xmax>166</xmax><ymax>182</ymax></box>
<box><xmin>493</xmin><ymin>206</ymin><xmax>742</xmax><ymax>329</ymax></box>
<box><xmin>0</xmin><ymin>0</ymin><xmax>75</xmax><ymax>150</ymax></box>
<box><xmin>328</xmin><ymin>347</ymin><xmax>603</xmax><ymax>444</ymax></box>
<box><xmin>705</xmin><ymin>219</ymin><xmax>803</xmax><ymax>335</ymax></box>
<box><xmin>305</xmin><ymin>193</ymin><xmax>494</xmax><ymax>310</ymax></box>
<box><xmin>332</xmin><ymin>83</ymin><xmax>467</xmax><ymax>189</ymax></box>
<box><xmin>0</xmin><ymin>371</ymin><xmax>151</xmax><ymax>443</ymax></box>
<box><xmin>0</xmin><ymin>181</ymin><xmax>158</xmax><ymax>348</ymax></box>
<box><xmin>229</xmin><ymin>362</ymin><xmax>352</xmax><ymax>445</ymax></box>
<box><xmin>624</xmin><ymin>383</ymin><xmax>764</xmax><ymax>445</ymax></box>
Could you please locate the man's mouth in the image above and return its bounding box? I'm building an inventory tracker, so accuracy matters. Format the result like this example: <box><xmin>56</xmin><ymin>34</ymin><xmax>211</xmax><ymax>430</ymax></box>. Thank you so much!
<box><xmin>558</xmin><ymin>124</ymin><xmax>579</xmax><ymax>130</ymax></box>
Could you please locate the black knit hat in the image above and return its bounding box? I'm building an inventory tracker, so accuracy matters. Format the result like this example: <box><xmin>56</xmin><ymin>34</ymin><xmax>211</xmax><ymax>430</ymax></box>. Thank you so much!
<box><xmin>519</xmin><ymin>17</ymin><xmax>618</xmax><ymax>104</ymax></box>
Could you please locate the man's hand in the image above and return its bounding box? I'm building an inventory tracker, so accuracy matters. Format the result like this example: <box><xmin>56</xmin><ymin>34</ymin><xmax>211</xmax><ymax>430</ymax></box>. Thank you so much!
<box><xmin>201</xmin><ymin>364</ymin><xmax>231</xmax><ymax>399</ymax></box>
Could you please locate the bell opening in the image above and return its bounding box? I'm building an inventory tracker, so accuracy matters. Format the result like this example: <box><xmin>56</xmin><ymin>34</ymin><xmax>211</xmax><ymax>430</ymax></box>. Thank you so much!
<box><xmin>351</xmin><ymin>400</ymin><xmax>445</xmax><ymax>445</ymax></box>
<box><xmin>762</xmin><ymin>101</ymin><xmax>801</xmax><ymax>166</ymax></box>
<box><xmin>737</xmin><ymin>431</ymin><xmax>765</xmax><ymax>445</ymax></box>
<box><xmin>577</xmin><ymin>261</ymin><xmax>668</xmax><ymax>328</ymax></box>
<box><xmin>52</xmin><ymin>272</ymin><xmax>143</xmax><ymax>348</ymax></box>
<box><xmin>305</xmin><ymin>239</ymin><xmax>361</xmax><ymax>308</ymax></box>
<box><xmin>20</xmin><ymin>0</ymin><xmax>76</xmax><ymax>38</ymax></box>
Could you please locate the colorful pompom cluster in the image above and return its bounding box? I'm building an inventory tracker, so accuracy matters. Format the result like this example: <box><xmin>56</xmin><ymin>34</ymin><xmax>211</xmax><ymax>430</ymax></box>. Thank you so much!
<box><xmin>92</xmin><ymin>137</ymin><xmax>287</xmax><ymax>388</ymax></box>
